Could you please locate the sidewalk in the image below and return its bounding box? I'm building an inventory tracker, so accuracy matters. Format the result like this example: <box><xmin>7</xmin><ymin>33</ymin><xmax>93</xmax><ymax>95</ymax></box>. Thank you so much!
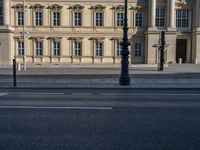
<box><xmin>0</xmin><ymin>64</ymin><xmax>200</xmax><ymax>89</ymax></box>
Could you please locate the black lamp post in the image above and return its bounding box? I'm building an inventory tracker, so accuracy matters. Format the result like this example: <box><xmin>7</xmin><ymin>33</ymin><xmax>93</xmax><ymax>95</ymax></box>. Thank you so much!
<box><xmin>119</xmin><ymin>0</ymin><xmax>131</xmax><ymax>85</ymax></box>
<box><xmin>159</xmin><ymin>31</ymin><xmax>165</xmax><ymax>71</ymax></box>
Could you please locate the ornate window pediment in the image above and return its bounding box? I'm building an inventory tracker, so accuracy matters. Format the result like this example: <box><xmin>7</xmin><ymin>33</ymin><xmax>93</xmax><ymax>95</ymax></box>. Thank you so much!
<box><xmin>48</xmin><ymin>4</ymin><xmax>63</xmax><ymax>11</ymax></box>
<box><xmin>12</xmin><ymin>4</ymin><xmax>25</xmax><ymax>10</ymax></box>
<box><xmin>91</xmin><ymin>5</ymin><xmax>106</xmax><ymax>11</ymax></box>
<box><xmin>13</xmin><ymin>36</ymin><xmax>23</xmax><ymax>41</ymax></box>
<box><xmin>68</xmin><ymin>37</ymin><xmax>83</xmax><ymax>42</ymax></box>
<box><xmin>47</xmin><ymin>37</ymin><xmax>62</xmax><ymax>42</ymax></box>
<box><xmin>110</xmin><ymin>37</ymin><xmax>123</xmax><ymax>42</ymax></box>
<box><xmin>29</xmin><ymin>37</ymin><xmax>44</xmax><ymax>41</ymax></box>
<box><xmin>69</xmin><ymin>4</ymin><xmax>84</xmax><ymax>11</ymax></box>
<box><xmin>131</xmin><ymin>5</ymin><xmax>145</xmax><ymax>10</ymax></box>
<box><xmin>176</xmin><ymin>0</ymin><xmax>187</xmax><ymax>7</ymax></box>
<box><xmin>30</xmin><ymin>4</ymin><xmax>45</xmax><ymax>10</ymax></box>
<box><xmin>112</xmin><ymin>5</ymin><xmax>124</xmax><ymax>12</ymax></box>
<box><xmin>89</xmin><ymin>37</ymin><xmax>105</xmax><ymax>42</ymax></box>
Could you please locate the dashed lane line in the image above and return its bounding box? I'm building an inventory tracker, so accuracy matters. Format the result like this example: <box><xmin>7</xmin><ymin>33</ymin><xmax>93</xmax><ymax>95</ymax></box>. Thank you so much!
<box><xmin>71</xmin><ymin>93</ymin><xmax>93</xmax><ymax>95</ymax></box>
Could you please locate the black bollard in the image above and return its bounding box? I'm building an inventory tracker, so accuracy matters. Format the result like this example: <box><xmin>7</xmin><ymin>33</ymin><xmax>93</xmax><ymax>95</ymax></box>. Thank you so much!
<box><xmin>13</xmin><ymin>59</ymin><xmax>17</xmax><ymax>87</ymax></box>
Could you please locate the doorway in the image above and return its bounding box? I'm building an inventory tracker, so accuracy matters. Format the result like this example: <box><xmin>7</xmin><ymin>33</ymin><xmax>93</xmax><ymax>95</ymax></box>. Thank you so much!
<box><xmin>176</xmin><ymin>39</ymin><xmax>187</xmax><ymax>63</ymax></box>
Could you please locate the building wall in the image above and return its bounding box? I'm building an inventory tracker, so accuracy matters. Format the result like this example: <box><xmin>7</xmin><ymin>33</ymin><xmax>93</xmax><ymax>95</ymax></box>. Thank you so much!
<box><xmin>0</xmin><ymin>0</ymin><xmax>200</xmax><ymax>66</ymax></box>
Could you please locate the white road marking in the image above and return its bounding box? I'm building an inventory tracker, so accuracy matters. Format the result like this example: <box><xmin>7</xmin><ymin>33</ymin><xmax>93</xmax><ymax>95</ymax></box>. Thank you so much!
<box><xmin>0</xmin><ymin>106</ymin><xmax>112</xmax><ymax>110</ymax></box>
<box><xmin>99</xmin><ymin>93</ymin><xmax>200</xmax><ymax>96</ymax></box>
<box><xmin>10</xmin><ymin>92</ymin><xmax>65</xmax><ymax>95</ymax></box>
<box><xmin>0</xmin><ymin>93</ymin><xmax>8</xmax><ymax>96</ymax></box>
<box><xmin>72</xmin><ymin>93</ymin><xmax>92</xmax><ymax>95</ymax></box>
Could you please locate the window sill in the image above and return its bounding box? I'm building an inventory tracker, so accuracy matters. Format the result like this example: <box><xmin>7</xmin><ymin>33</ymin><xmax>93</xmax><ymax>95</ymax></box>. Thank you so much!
<box><xmin>16</xmin><ymin>55</ymin><xmax>24</xmax><ymax>57</ymax></box>
<box><xmin>71</xmin><ymin>56</ymin><xmax>82</xmax><ymax>58</ymax></box>
<box><xmin>33</xmin><ymin>55</ymin><xmax>43</xmax><ymax>58</ymax></box>
<box><xmin>50</xmin><ymin>56</ymin><xmax>61</xmax><ymax>58</ymax></box>
<box><xmin>93</xmin><ymin>56</ymin><xmax>103</xmax><ymax>58</ymax></box>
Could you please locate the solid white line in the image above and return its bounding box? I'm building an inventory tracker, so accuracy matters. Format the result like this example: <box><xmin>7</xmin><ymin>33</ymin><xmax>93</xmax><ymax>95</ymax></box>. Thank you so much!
<box><xmin>0</xmin><ymin>106</ymin><xmax>112</xmax><ymax>110</ymax></box>
<box><xmin>10</xmin><ymin>93</ymin><xmax>65</xmax><ymax>95</ymax></box>
<box><xmin>0</xmin><ymin>93</ymin><xmax>8</xmax><ymax>96</ymax></box>
<box><xmin>100</xmin><ymin>93</ymin><xmax>200</xmax><ymax>96</ymax></box>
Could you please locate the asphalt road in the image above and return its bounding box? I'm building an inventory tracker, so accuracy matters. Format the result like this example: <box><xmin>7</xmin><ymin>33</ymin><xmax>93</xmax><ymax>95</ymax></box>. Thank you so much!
<box><xmin>0</xmin><ymin>88</ymin><xmax>200</xmax><ymax>150</ymax></box>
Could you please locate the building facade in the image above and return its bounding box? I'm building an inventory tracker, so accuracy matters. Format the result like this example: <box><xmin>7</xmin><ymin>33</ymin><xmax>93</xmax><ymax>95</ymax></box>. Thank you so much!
<box><xmin>0</xmin><ymin>0</ymin><xmax>199</xmax><ymax>66</ymax></box>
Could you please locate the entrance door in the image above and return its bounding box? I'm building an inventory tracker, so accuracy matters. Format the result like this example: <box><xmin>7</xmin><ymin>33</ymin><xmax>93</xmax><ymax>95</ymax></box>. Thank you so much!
<box><xmin>176</xmin><ymin>39</ymin><xmax>187</xmax><ymax>63</ymax></box>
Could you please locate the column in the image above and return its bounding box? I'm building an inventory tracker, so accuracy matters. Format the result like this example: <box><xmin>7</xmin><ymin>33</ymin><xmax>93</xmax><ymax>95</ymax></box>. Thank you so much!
<box><xmin>132</xmin><ymin>8</ymin><xmax>135</xmax><ymax>28</ymax></box>
<box><xmin>3</xmin><ymin>0</ymin><xmax>10</xmax><ymax>26</ymax></box>
<box><xmin>196</xmin><ymin>0</ymin><xmax>200</xmax><ymax>28</ymax></box>
<box><xmin>167</xmin><ymin>0</ymin><xmax>176</xmax><ymax>31</ymax></box>
<box><xmin>169</xmin><ymin>0</ymin><xmax>175</xmax><ymax>28</ymax></box>
<box><xmin>149</xmin><ymin>0</ymin><xmax>156</xmax><ymax>28</ymax></box>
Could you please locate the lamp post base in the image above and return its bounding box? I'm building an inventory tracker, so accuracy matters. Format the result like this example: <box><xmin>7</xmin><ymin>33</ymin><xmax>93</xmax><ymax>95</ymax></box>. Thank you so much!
<box><xmin>119</xmin><ymin>77</ymin><xmax>131</xmax><ymax>86</ymax></box>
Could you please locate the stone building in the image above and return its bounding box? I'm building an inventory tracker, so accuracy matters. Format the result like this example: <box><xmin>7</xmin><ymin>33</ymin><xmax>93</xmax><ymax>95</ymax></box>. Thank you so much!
<box><xmin>0</xmin><ymin>0</ymin><xmax>199</xmax><ymax>66</ymax></box>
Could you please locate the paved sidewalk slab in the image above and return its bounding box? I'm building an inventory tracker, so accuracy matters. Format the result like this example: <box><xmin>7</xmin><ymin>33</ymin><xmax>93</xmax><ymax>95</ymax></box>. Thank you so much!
<box><xmin>0</xmin><ymin>64</ymin><xmax>200</xmax><ymax>88</ymax></box>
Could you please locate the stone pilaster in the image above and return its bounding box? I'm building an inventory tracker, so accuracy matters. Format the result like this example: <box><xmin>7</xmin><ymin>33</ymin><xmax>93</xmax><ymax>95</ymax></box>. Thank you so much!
<box><xmin>196</xmin><ymin>0</ymin><xmax>200</xmax><ymax>29</ymax></box>
<box><xmin>3</xmin><ymin>0</ymin><xmax>10</xmax><ymax>26</ymax></box>
<box><xmin>148</xmin><ymin>0</ymin><xmax>156</xmax><ymax>30</ymax></box>
<box><xmin>167</xmin><ymin>0</ymin><xmax>176</xmax><ymax>31</ymax></box>
<box><xmin>192</xmin><ymin>1</ymin><xmax>200</xmax><ymax>64</ymax></box>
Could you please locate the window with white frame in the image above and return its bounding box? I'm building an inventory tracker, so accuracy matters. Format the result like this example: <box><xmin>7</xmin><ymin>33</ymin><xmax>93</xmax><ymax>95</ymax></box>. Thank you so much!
<box><xmin>17</xmin><ymin>11</ymin><xmax>24</xmax><ymax>26</ymax></box>
<box><xmin>53</xmin><ymin>41</ymin><xmax>60</xmax><ymax>56</ymax></box>
<box><xmin>35</xmin><ymin>11</ymin><xmax>43</xmax><ymax>26</ymax></box>
<box><xmin>18</xmin><ymin>41</ymin><xmax>24</xmax><ymax>55</ymax></box>
<box><xmin>35</xmin><ymin>41</ymin><xmax>43</xmax><ymax>56</ymax></box>
<box><xmin>116</xmin><ymin>12</ymin><xmax>124</xmax><ymax>26</ymax></box>
<box><xmin>96</xmin><ymin>12</ymin><xmax>103</xmax><ymax>26</ymax></box>
<box><xmin>176</xmin><ymin>9</ymin><xmax>189</xmax><ymax>27</ymax></box>
<box><xmin>96</xmin><ymin>41</ymin><xmax>103</xmax><ymax>56</ymax></box>
<box><xmin>53</xmin><ymin>11</ymin><xmax>60</xmax><ymax>26</ymax></box>
<box><xmin>116</xmin><ymin>42</ymin><xmax>122</xmax><ymax>56</ymax></box>
<box><xmin>74</xmin><ymin>12</ymin><xmax>82</xmax><ymax>26</ymax></box>
<box><xmin>156</xmin><ymin>8</ymin><xmax>165</xmax><ymax>27</ymax></box>
<box><xmin>135</xmin><ymin>12</ymin><xmax>143</xmax><ymax>27</ymax></box>
<box><xmin>0</xmin><ymin>6</ymin><xmax>3</xmax><ymax>25</ymax></box>
<box><xmin>134</xmin><ymin>43</ymin><xmax>143</xmax><ymax>56</ymax></box>
<box><xmin>74</xmin><ymin>41</ymin><xmax>81</xmax><ymax>56</ymax></box>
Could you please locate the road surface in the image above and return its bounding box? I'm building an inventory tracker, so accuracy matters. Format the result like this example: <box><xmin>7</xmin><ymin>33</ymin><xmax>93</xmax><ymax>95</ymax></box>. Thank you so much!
<box><xmin>0</xmin><ymin>88</ymin><xmax>199</xmax><ymax>150</ymax></box>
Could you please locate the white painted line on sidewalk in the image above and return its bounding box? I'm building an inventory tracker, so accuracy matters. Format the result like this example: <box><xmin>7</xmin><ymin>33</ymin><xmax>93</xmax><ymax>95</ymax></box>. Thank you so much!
<box><xmin>100</xmin><ymin>93</ymin><xmax>200</xmax><ymax>96</ymax></box>
<box><xmin>0</xmin><ymin>106</ymin><xmax>112</xmax><ymax>110</ymax></box>
<box><xmin>0</xmin><ymin>93</ymin><xmax>8</xmax><ymax>96</ymax></box>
